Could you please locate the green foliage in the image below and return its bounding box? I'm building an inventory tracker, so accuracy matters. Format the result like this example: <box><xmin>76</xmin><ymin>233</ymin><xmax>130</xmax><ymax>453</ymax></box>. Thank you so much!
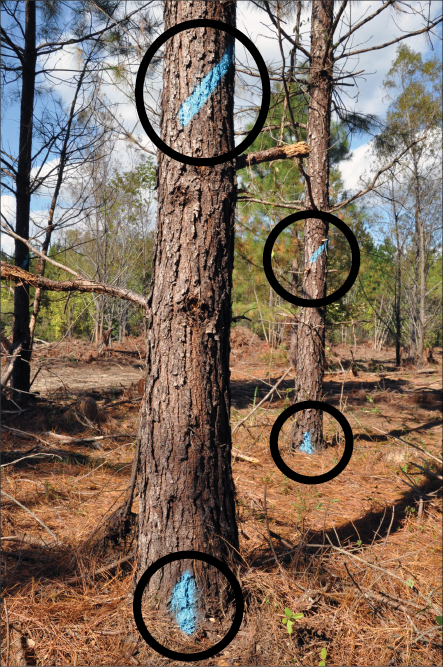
<box><xmin>281</xmin><ymin>607</ymin><xmax>304</xmax><ymax>635</ymax></box>
<box><xmin>319</xmin><ymin>647</ymin><xmax>327</xmax><ymax>666</ymax></box>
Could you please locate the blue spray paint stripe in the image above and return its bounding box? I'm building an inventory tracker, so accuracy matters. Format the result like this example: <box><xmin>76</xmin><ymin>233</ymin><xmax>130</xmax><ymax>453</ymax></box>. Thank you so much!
<box><xmin>309</xmin><ymin>239</ymin><xmax>328</xmax><ymax>265</ymax></box>
<box><xmin>300</xmin><ymin>430</ymin><xmax>314</xmax><ymax>454</ymax></box>
<box><xmin>169</xmin><ymin>570</ymin><xmax>198</xmax><ymax>635</ymax></box>
<box><xmin>179</xmin><ymin>43</ymin><xmax>234</xmax><ymax>127</ymax></box>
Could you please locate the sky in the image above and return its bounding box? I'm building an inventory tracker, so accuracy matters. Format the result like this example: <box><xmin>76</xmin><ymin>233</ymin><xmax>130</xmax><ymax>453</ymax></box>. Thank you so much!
<box><xmin>1</xmin><ymin>1</ymin><xmax>442</xmax><ymax>256</ymax></box>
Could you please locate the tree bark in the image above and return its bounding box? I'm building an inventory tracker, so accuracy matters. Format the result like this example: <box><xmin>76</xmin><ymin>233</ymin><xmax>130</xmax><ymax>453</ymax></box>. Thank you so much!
<box><xmin>292</xmin><ymin>1</ymin><xmax>334</xmax><ymax>452</ymax></box>
<box><xmin>10</xmin><ymin>0</ymin><xmax>36</xmax><ymax>395</ymax></box>
<box><xmin>394</xmin><ymin>210</ymin><xmax>402</xmax><ymax>367</ymax></box>
<box><xmin>136</xmin><ymin>0</ymin><xmax>239</xmax><ymax>611</ymax></box>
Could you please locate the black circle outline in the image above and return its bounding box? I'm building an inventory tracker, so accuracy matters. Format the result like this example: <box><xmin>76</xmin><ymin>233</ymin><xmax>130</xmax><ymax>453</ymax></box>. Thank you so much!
<box><xmin>269</xmin><ymin>401</ymin><xmax>353</xmax><ymax>485</ymax></box>
<box><xmin>132</xmin><ymin>550</ymin><xmax>244</xmax><ymax>662</ymax></box>
<box><xmin>135</xmin><ymin>19</ymin><xmax>271</xmax><ymax>166</ymax></box>
<box><xmin>263</xmin><ymin>210</ymin><xmax>360</xmax><ymax>307</ymax></box>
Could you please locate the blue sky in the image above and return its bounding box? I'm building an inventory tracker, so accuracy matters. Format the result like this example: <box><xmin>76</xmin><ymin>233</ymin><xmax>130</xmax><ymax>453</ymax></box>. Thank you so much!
<box><xmin>1</xmin><ymin>1</ymin><xmax>441</xmax><ymax>256</ymax></box>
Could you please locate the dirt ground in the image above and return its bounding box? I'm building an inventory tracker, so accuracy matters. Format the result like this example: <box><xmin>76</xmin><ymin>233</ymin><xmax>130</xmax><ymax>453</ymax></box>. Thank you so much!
<box><xmin>1</xmin><ymin>331</ymin><xmax>442</xmax><ymax>666</ymax></box>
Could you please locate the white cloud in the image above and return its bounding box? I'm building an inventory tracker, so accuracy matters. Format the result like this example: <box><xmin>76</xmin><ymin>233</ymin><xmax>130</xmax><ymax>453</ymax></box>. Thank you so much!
<box><xmin>340</xmin><ymin>141</ymin><xmax>374</xmax><ymax>193</ymax></box>
<box><xmin>1</xmin><ymin>195</ymin><xmax>16</xmax><ymax>256</ymax></box>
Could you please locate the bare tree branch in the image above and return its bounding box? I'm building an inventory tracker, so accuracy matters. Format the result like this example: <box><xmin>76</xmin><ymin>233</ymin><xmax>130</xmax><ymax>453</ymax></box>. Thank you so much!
<box><xmin>330</xmin><ymin>136</ymin><xmax>426</xmax><ymax>212</ymax></box>
<box><xmin>1</xmin><ymin>261</ymin><xmax>148</xmax><ymax>313</ymax></box>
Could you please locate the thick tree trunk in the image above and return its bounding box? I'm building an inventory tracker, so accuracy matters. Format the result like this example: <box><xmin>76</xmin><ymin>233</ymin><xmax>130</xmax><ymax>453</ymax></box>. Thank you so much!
<box><xmin>292</xmin><ymin>1</ymin><xmax>333</xmax><ymax>452</ymax></box>
<box><xmin>136</xmin><ymin>0</ymin><xmax>239</xmax><ymax>612</ymax></box>
<box><xmin>11</xmin><ymin>0</ymin><xmax>36</xmax><ymax>394</ymax></box>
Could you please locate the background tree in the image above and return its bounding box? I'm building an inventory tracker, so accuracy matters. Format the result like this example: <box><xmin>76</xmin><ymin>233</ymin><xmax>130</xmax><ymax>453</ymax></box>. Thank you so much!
<box><xmin>373</xmin><ymin>44</ymin><xmax>442</xmax><ymax>362</ymax></box>
<box><xmin>1</xmin><ymin>0</ymin><xmax>156</xmax><ymax>394</ymax></box>
<box><xmin>258</xmin><ymin>0</ymin><xmax>442</xmax><ymax>451</ymax></box>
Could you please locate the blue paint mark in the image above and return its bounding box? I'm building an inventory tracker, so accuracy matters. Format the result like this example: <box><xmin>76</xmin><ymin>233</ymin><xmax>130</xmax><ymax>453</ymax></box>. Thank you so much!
<box><xmin>169</xmin><ymin>570</ymin><xmax>198</xmax><ymax>635</ymax></box>
<box><xmin>300</xmin><ymin>430</ymin><xmax>315</xmax><ymax>455</ymax></box>
<box><xmin>179</xmin><ymin>43</ymin><xmax>234</xmax><ymax>127</ymax></box>
<box><xmin>309</xmin><ymin>239</ymin><xmax>328</xmax><ymax>265</ymax></box>
<box><xmin>21</xmin><ymin>258</ymin><xmax>28</xmax><ymax>269</ymax></box>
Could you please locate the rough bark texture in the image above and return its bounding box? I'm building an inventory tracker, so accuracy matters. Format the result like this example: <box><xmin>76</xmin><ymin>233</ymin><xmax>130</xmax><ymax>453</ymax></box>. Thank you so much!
<box><xmin>292</xmin><ymin>1</ymin><xmax>334</xmax><ymax>452</ymax></box>
<box><xmin>136</xmin><ymin>0</ymin><xmax>239</xmax><ymax>609</ymax></box>
<box><xmin>10</xmin><ymin>0</ymin><xmax>36</xmax><ymax>395</ymax></box>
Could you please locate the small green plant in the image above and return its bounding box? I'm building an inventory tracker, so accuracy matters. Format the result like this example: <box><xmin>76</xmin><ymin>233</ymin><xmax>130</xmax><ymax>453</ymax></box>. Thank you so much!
<box><xmin>252</xmin><ymin>386</ymin><xmax>259</xmax><ymax>409</ymax></box>
<box><xmin>405</xmin><ymin>577</ymin><xmax>415</xmax><ymax>589</ymax></box>
<box><xmin>366</xmin><ymin>395</ymin><xmax>373</xmax><ymax>403</ymax></box>
<box><xmin>319</xmin><ymin>647</ymin><xmax>327</xmax><ymax>666</ymax></box>
<box><xmin>436</xmin><ymin>616</ymin><xmax>442</xmax><ymax>626</ymax></box>
<box><xmin>356</xmin><ymin>539</ymin><xmax>362</xmax><ymax>546</ymax></box>
<box><xmin>282</xmin><ymin>607</ymin><xmax>304</xmax><ymax>635</ymax></box>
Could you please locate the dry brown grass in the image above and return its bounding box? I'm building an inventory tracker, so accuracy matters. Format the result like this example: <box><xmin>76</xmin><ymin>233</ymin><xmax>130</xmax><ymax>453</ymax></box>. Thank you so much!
<box><xmin>1</xmin><ymin>340</ymin><xmax>442</xmax><ymax>665</ymax></box>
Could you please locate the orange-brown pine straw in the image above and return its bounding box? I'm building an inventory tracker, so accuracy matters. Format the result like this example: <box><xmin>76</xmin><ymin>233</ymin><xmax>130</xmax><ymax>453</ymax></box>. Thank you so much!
<box><xmin>1</xmin><ymin>335</ymin><xmax>442</xmax><ymax>665</ymax></box>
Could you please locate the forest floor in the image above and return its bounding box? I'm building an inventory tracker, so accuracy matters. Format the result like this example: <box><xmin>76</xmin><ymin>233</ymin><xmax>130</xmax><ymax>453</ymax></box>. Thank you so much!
<box><xmin>1</xmin><ymin>330</ymin><xmax>442</xmax><ymax>666</ymax></box>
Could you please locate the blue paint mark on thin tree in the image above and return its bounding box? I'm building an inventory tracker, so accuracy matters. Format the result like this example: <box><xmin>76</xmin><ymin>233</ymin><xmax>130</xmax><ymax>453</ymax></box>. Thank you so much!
<box><xmin>300</xmin><ymin>430</ymin><xmax>315</xmax><ymax>454</ymax></box>
<box><xmin>309</xmin><ymin>239</ymin><xmax>328</xmax><ymax>265</ymax></box>
<box><xmin>179</xmin><ymin>43</ymin><xmax>234</xmax><ymax>127</ymax></box>
<box><xmin>169</xmin><ymin>570</ymin><xmax>198</xmax><ymax>635</ymax></box>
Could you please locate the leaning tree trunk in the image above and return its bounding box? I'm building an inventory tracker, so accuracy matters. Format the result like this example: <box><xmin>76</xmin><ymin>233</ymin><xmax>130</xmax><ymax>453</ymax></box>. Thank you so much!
<box><xmin>10</xmin><ymin>0</ymin><xmax>36</xmax><ymax>394</ymax></box>
<box><xmin>292</xmin><ymin>0</ymin><xmax>334</xmax><ymax>452</ymax></box>
<box><xmin>136</xmin><ymin>0</ymin><xmax>239</xmax><ymax>609</ymax></box>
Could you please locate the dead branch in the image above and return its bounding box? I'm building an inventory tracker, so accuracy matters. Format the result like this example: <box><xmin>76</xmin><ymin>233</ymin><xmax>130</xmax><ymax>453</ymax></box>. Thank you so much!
<box><xmin>42</xmin><ymin>432</ymin><xmax>136</xmax><ymax>445</ymax></box>
<box><xmin>330</xmin><ymin>137</ymin><xmax>427</xmax><ymax>212</ymax></box>
<box><xmin>236</xmin><ymin>141</ymin><xmax>310</xmax><ymax>171</ymax></box>
<box><xmin>232</xmin><ymin>448</ymin><xmax>260</xmax><ymax>464</ymax></box>
<box><xmin>370</xmin><ymin>424</ymin><xmax>442</xmax><ymax>465</ymax></box>
<box><xmin>1</xmin><ymin>343</ymin><xmax>22</xmax><ymax>389</ymax></box>
<box><xmin>232</xmin><ymin>367</ymin><xmax>292</xmax><ymax>435</ymax></box>
<box><xmin>316</xmin><ymin>537</ymin><xmax>442</xmax><ymax>615</ymax></box>
<box><xmin>1</xmin><ymin>261</ymin><xmax>148</xmax><ymax>313</ymax></box>
<box><xmin>64</xmin><ymin>549</ymin><xmax>137</xmax><ymax>584</ymax></box>
<box><xmin>0</xmin><ymin>452</ymin><xmax>63</xmax><ymax>468</ymax></box>
<box><xmin>1</xmin><ymin>490</ymin><xmax>58</xmax><ymax>542</ymax></box>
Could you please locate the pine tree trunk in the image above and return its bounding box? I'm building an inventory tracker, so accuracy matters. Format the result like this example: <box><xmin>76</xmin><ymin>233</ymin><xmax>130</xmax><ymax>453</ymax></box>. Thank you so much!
<box><xmin>11</xmin><ymin>0</ymin><xmax>36</xmax><ymax>394</ymax></box>
<box><xmin>136</xmin><ymin>0</ymin><xmax>239</xmax><ymax>609</ymax></box>
<box><xmin>292</xmin><ymin>1</ymin><xmax>333</xmax><ymax>452</ymax></box>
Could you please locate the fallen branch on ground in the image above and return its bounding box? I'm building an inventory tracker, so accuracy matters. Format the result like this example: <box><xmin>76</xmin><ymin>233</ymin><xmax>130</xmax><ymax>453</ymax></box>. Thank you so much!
<box><xmin>64</xmin><ymin>549</ymin><xmax>137</xmax><ymax>584</ymax></box>
<box><xmin>370</xmin><ymin>425</ymin><xmax>442</xmax><ymax>465</ymax></box>
<box><xmin>232</xmin><ymin>448</ymin><xmax>260</xmax><ymax>464</ymax></box>
<box><xmin>0</xmin><ymin>451</ymin><xmax>63</xmax><ymax>468</ymax></box>
<box><xmin>232</xmin><ymin>367</ymin><xmax>292</xmax><ymax>435</ymax></box>
<box><xmin>1</xmin><ymin>490</ymin><xmax>58</xmax><ymax>542</ymax></box>
<box><xmin>42</xmin><ymin>432</ymin><xmax>137</xmax><ymax>445</ymax></box>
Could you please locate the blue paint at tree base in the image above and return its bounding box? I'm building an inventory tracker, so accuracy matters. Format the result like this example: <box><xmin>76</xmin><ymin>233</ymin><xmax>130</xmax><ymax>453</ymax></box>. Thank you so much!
<box><xmin>169</xmin><ymin>571</ymin><xmax>198</xmax><ymax>635</ymax></box>
<box><xmin>179</xmin><ymin>43</ymin><xmax>234</xmax><ymax>127</ymax></box>
<box><xmin>300</xmin><ymin>430</ymin><xmax>315</xmax><ymax>454</ymax></box>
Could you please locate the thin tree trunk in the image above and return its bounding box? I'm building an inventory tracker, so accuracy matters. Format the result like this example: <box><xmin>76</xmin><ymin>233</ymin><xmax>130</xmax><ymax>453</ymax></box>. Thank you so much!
<box><xmin>136</xmin><ymin>0</ymin><xmax>239</xmax><ymax>609</ymax></box>
<box><xmin>394</xmin><ymin>209</ymin><xmax>402</xmax><ymax>367</ymax></box>
<box><xmin>10</xmin><ymin>0</ymin><xmax>36</xmax><ymax>394</ymax></box>
<box><xmin>418</xmin><ymin>213</ymin><xmax>426</xmax><ymax>360</ymax></box>
<box><xmin>29</xmin><ymin>57</ymin><xmax>91</xmax><ymax>348</ymax></box>
<box><xmin>292</xmin><ymin>1</ymin><xmax>333</xmax><ymax>452</ymax></box>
